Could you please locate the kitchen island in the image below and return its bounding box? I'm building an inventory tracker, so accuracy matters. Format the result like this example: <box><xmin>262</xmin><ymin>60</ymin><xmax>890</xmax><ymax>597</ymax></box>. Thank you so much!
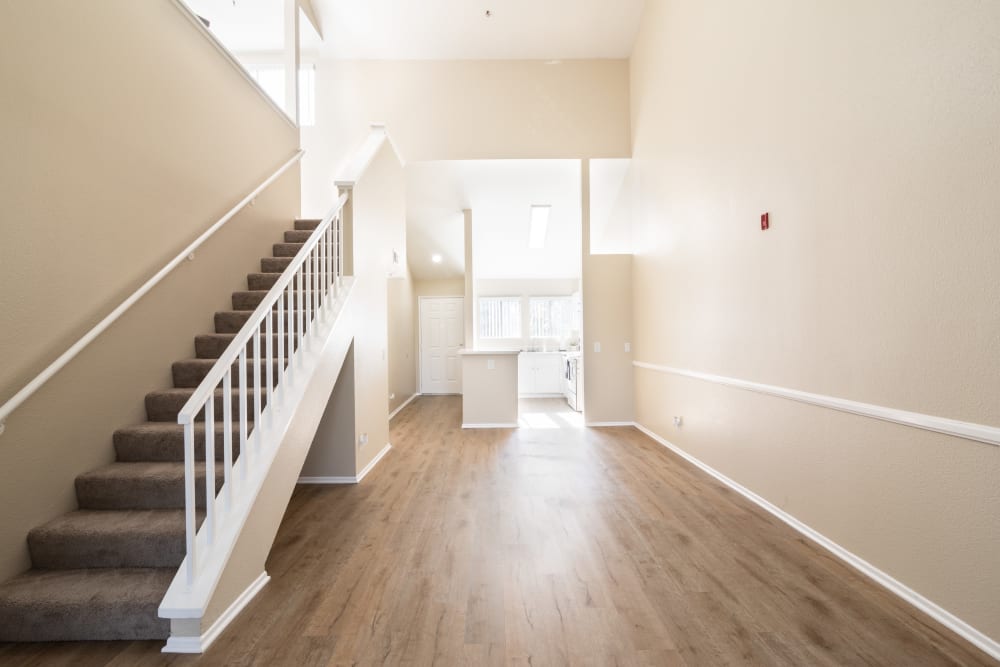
<box><xmin>460</xmin><ymin>350</ymin><xmax>520</xmax><ymax>428</ymax></box>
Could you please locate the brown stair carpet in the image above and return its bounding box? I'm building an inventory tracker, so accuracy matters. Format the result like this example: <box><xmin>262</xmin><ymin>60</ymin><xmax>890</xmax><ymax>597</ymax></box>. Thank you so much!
<box><xmin>0</xmin><ymin>218</ymin><xmax>321</xmax><ymax>642</ymax></box>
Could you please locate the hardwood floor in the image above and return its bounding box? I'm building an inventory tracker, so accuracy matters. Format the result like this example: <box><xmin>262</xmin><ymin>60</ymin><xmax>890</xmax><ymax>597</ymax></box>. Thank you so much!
<box><xmin>0</xmin><ymin>395</ymin><xmax>994</xmax><ymax>666</ymax></box>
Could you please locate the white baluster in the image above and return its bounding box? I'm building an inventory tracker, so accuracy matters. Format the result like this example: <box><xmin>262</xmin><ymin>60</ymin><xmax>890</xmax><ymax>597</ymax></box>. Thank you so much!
<box><xmin>319</xmin><ymin>228</ymin><xmax>326</xmax><ymax>309</ymax></box>
<box><xmin>297</xmin><ymin>268</ymin><xmax>305</xmax><ymax>351</ymax></box>
<box><xmin>238</xmin><ymin>348</ymin><xmax>248</xmax><ymax>479</ymax></box>
<box><xmin>305</xmin><ymin>254</ymin><xmax>312</xmax><ymax>329</ymax></box>
<box><xmin>287</xmin><ymin>284</ymin><xmax>295</xmax><ymax>377</ymax></box>
<box><xmin>337</xmin><ymin>214</ymin><xmax>344</xmax><ymax>290</ymax></box>
<box><xmin>204</xmin><ymin>395</ymin><xmax>215</xmax><ymax>546</ymax></box>
<box><xmin>277</xmin><ymin>295</ymin><xmax>285</xmax><ymax>385</ymax></box>
<box><xmin>265</xmin><ymin>308</ymin><xmax>274</xmax><ymax>419</ymax></box>
<box><xmin>183</xmin><ymin>420</ymin><xmax>196</xmax><ymax>586</ymax></box>
<box><xmin>222</xmin><ymin>369</ymin><xmax>233</xmax><ymax>512</ymax></box>
<box><xmin>253</xmin><ymin>330</ymin><xmax>261</xmax><ymax>450</ymax></box>
<box><xmin>312</xmin><ymin>243</ymin><xmax>319</xmax><ymax>316</ymax></box>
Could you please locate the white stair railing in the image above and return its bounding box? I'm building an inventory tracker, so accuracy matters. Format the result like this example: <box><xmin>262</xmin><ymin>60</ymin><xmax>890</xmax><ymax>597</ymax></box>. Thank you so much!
<box><xmin>176</xmin><ymin>191</ymin><xmax>348</xmax><ymax>587</ymax></box>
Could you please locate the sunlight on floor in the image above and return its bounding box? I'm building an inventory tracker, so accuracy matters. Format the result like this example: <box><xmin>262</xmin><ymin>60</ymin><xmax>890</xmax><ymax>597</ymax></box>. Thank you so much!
<box><xmin>519</xmin><ymin>412</ymin><xmax>561</xmax><ymax>429</ymax></box>
<box><xmin>517</xmin><ymin>398</ymin><xmax>585</xmax><ymax>430</ymax></box>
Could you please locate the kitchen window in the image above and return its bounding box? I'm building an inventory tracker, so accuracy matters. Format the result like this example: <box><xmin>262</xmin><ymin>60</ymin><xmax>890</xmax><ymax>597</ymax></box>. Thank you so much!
<box><xmin>478</xmin><ymin>297</ymin><xmax>521</xmax><ymax>339</ymax></box>
<box><xmin>529</xmin><ymin>296</ymin><xmax>574</xmax><ymax>339</ymax></box>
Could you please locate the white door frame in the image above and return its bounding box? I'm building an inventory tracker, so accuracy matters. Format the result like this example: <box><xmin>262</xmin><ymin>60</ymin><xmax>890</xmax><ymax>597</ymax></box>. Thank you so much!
<box><xmin>417</xmin><ymin>296</ymin><xmax>465</xmax><ymax>395</ymax></box>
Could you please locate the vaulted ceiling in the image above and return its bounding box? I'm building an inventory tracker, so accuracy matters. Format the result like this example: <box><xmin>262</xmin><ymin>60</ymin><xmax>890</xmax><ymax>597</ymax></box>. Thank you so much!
<box><xmin>311</xmin><ymin>0</ymin><xmax>645</xmax><ymax>59</ymax></box>
<box><xmin>185</xmin><ymin>0</ymin><xmax>646</xmax><ymax>60</ymax></box>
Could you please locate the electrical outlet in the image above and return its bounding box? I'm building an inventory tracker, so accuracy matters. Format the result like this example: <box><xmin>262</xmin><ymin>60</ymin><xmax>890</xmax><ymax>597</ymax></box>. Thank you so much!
<box><xmin>487</xmin><ymin>359</ymin><xmax>496</xmax><ymax>370</ymax></box>
<box><xmin>674</xmin><ymin>416</ymin><xmax>683</xmax><ymax>427</ymax></box>
<box><xmin>594</xmin><ymin>342</ymin><xmax>602</xmax><ymax>353</ymax></box>
<box><xmin>389</xmin><ymin>393</ymin><xmax>396</xmax><ymax>400</ymax></box>
<box><xmin>624</xmin><ymin>342</ymin><xmax>631</xmax><ymax>353</ymax></box>
<box><xmin>359</xmin><ymin>433</ymin><xmax>369</xmax><ymax>447</ymax></box>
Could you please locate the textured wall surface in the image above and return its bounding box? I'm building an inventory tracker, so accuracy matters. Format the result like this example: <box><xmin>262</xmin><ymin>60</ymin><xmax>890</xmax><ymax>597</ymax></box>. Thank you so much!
<box><xmin>630</xmin><ymin>0</ymin><xmax>1000</xmax><ymax>641</ymax></box>
<box><xmin>0</xmin><ymin>1</ymin><xmax>300</xmax><ymax>582</ymax></box>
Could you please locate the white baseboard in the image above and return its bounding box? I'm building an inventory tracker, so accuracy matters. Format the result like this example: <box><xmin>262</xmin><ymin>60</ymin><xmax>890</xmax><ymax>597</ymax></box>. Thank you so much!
<box><xmin>389</xmin><ymin>393</ymin><xmax>420</xmax><ymax>421</ymax></box>
<box><xmin>632</xmin><ymin>422</ymin><xmax>1000</xmax><ymax>662</ymax></box>
<box><xmin>297</xmin><ymin>476</ymin><xmax>356</xmax><ymax>485</ymax></box>
<box><xmin>462</xmin><ymin>423</ymin><xmax>519</xmax><ymax>429</ymax></box>
<box><xmin>356</xmin><ymin>443</ymin><xmax>392</xmax><ymax>482</ymax></box>
<box><xmin>297</xmin><ymin>443</ymin><xmax>392</xmax><ymax>485</ymax></box>
<box><xmin>162</xmin><ymin>572</ymin><xmax>270</xmax><ymax>654</ymax></box>
<box><xmin>587</xmin><ymin>421</ymin><xmax>634</xmax><ymax>427</ymax></box>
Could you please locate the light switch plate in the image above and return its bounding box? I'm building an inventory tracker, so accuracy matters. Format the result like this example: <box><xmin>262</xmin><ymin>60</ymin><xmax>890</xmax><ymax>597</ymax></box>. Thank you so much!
<box><xmin>594</xmin><ymin>342</ymin><xmax>602</xmax><ymax>353</ymax></box>
<box><xmin>487</xmin><ymin>359</ymin><xmax>496</xmax><ymax>370</ymax></box>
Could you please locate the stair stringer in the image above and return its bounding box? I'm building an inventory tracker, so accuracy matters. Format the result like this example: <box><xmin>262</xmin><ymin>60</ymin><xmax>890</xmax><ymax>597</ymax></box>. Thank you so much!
<box><xmin>158</xmin><ymin>278</ymin><xmax>357</xmax><ymax>653</ymax></box>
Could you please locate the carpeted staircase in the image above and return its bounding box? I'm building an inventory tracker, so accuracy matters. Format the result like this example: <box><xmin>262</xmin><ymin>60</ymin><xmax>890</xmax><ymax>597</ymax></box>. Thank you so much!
<box><xmin>0</xmin><ymin>219</ymin><xmax>321</xmax><ymax>642</ymax></box>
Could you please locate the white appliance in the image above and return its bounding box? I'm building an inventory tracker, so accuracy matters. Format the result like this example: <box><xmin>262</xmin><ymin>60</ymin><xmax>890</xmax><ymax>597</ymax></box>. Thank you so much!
<box><xmin>563</xmin><ymin>352</ymin><xmax>582</xmax><ymax>412</ymax></box>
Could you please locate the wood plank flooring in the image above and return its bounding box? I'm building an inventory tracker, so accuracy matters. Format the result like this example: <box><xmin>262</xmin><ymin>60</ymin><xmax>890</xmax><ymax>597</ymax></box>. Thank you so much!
<box><xmin>0</xmin><ymin>396</ymin><xmax>994</xmax><ymax>666</ymax></box>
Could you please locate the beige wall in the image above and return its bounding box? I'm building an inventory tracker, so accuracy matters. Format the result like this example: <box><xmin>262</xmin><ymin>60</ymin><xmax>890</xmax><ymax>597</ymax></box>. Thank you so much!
<box><xmin>464</xmin><ymin>210</ymin><xmax>475</xmax><ymax>350</ymax></box>
<box><xmin>582</xmin><ymin>255</ymin><xmax>634</xmax><ymax>424</ymax></box>
<box><xmin>630</xmin><ymin>0</ymin><xmax>1000</xmax><ymax>641</ymax></box>
<box><xmin>301</xmin><ymin>59</ymin><xmax>632</xmax><ymax>215</ymax></box>
<box><xmin>349</xmin><ymin>142</ymin><xmax>407</xmax><ymax>473</ymax></box>
<box><xmin>581</xmin><ymin>161</ymin><xmax>634</xmax><ymax>425</ymax></box>
<box><xmin>0</xmin><ymin>1</ymin><xmax>300</xmax><ymax>582</ymax></box>
<box><xmin>388</xmin><ymin>270</ymin><xmax>417</xmax><ymax>414</ymax></box>
<box><xmin>413</xmin><ymin>279</ymin><xmax>466</xmax><ymax>298</ymax></box>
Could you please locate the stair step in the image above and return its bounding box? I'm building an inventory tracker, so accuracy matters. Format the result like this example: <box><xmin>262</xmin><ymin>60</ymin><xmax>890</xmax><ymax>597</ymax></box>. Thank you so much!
<box><xmin>261</xmin><ymin>257</ymin><xmax>292</xmax><ymax>272</ymax></box>
<box><xmin>232</xmin><ymin>290</ymin><xmax>315</xmax><ymax>311</ymax></box>
<box><xmin>214</xmin><ymin>310</ymin><xmax>304</xmax><ymax>334</ymax></box>
<box><xmin>114</xmin><ymin>422</ymin><xmax>247</xmax><ymax>462</ymax></box>
<box><xmin>284</xmin><ymin>230</ymin><xmax>312</xmax><ymax>243</ymax></box>
<box><xmin>27</xmin><ymin>510</ymin><xmax>198</xmax><ymax>569</ymax></box>
<box><xmin>272</xmin><ymin>242</ymin><xmax>304</xmax><ymax>257</ymax></box>
<box><xmin>145</xmin><ymin>387</ymin><xmax>269</xmax><ymax>422</ymax></box>
<box><xmin>173</xmin><ymin>358</ymin><xmax>285</xmax><ymax>388</ymax></box>
<box><xmin>247</xmin><ymin>272</ymin><xmax>283</xmax><ymax>290</ymax></box>
<box><xmin>294</xmin><ymin>219</ymin><xmax>322</xmax><ymax>231</ymax></box>
<box><xmin>0</xmin><ymin>568</ymin><xmax>174</xmax><ymax>642</ymax></box>
<box><xmin>76</xmin><ymin>462</ymin><xmax>224</xmax><ymax>510</ymax></box>
<box><xmin>194</xmin><ymin>333</ymin><xmax>288</xmax><ymax>359</ymax></box>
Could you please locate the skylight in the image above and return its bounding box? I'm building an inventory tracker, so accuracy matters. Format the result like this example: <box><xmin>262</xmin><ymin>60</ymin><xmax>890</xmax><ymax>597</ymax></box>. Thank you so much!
<box><xmin>529</xmin><ymin>205</ymin><xmax>551</xmax><ymax>249</ymax></box>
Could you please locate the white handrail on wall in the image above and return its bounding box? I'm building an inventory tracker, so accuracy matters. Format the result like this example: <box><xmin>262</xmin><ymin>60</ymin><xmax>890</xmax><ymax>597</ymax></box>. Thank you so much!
<box><xmin>0</xmin><ymin>150</ymin><xmax>305</xmax><ymax>438</ymax></box>
<box><xmin>176</xmin><ymin>189</ymin><xmax>349</xmax><ymax>587</ymax></box>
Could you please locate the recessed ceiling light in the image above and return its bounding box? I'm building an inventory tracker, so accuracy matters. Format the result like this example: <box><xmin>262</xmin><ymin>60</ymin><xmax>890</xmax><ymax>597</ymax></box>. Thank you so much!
<box><xmin>529</xmin><ymin>206</ymin><xmax>550</xmax><ymax>249</ymax></box>
<box><xmin>431</xmin><ymin>253</ymin><xmax>443</xmax><ymax>264</ymax></box>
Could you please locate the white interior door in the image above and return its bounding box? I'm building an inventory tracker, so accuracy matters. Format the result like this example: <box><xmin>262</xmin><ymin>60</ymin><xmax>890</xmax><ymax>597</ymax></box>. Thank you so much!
<box><xmin>420</xmin><ymin>297</ymin><xmax>464</xmax><ymax>394</ymax></box>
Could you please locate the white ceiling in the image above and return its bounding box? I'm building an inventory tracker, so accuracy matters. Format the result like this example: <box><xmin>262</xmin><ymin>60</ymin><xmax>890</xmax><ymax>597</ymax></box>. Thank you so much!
<box><xmin>407</xmin><ymin>160</ymin><xmax>582</xmax><ymax>281</ymax></box>
<box><xmin>312</xmin><ymin>0</ymin><xmax>645</xmax><ymax>59</ymax></box>
<box><xmin>188</xmin><ymin>0</ymin><xmax>645</xmax><ymax>60</ymax></box>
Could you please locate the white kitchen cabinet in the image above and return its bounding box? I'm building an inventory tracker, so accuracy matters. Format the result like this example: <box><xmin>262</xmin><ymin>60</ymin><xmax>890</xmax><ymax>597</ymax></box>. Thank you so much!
<box><xmin>518</xmin><ymin>352</ymin><xmax>564</xmax><ymax>396</ymax></box>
